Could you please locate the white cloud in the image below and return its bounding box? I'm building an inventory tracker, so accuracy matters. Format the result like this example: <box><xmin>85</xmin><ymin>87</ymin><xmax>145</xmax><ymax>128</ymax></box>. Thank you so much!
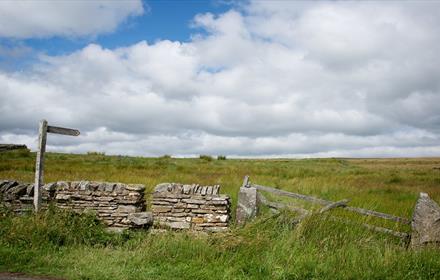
<box><xmin>0</xmin><ymin>0</ymin><xmax>144</xmax><ymax>38</ymax></box>
<box><xmin>1</xmin><ymin>1</ymin><xmax>440</xmax><ymax>157</ymax></box>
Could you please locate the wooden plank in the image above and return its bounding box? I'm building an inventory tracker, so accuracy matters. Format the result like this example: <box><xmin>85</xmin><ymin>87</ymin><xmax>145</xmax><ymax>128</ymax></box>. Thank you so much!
<box><xmin>345</xmin><ymin>206</ymin><xmax>411</xmax><ymax>225</ymax></box>
<box><xmin>252</xmin><ymin>182</ymin><xmax>410</xmax><ymax>224</ymax></box>
<box><xmin>256</xmin><ymin>192</ymin><xmax>310</xmax><ymax>215</ymax></box>
<box><xmin>319</xmin><ymin>199</ymin><xmax>350</xmax><ymax>213</ymax></box>
<box><xmin>34</xmin><ymin>119</ymin><xmax>47</xmax><ymax>212</ymax></box>
<box><xmin>47</xmin><ymin>125</ymin><xmax>80</xmax><ymax>136</ymax></box>
<box><xmin>256</xmin><ymin>190</ymin><xmax>409</xmax><ymax>238</ymax></box>
<box><xmin>252</xmin><ymin>183</ymin><xmax>331</xmax><ymax>206</ymax></box>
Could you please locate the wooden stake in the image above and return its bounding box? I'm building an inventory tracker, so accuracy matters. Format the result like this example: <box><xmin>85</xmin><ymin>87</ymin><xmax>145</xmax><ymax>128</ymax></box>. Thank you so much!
<box><xmin>34</xmin><ymin>119</ymin><xmax>48</xmax><ymax>212</ymax></box>
<box><xmin>242</xmin><ymin>175</ymin><xmax>250</xmax><ymax>188</ymax></box>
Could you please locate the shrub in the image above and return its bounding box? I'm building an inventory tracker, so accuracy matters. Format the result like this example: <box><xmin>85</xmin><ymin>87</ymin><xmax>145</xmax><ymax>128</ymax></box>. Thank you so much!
<box><xmin>217</xmin><ymin>155</ymin><xmax>227</xmax><ymax>160</ymax></box>
<box><xmin>87</xmin><ymin>151</ymin><xmax>105</xmax><ymax>156</ymax></box>
<box><xmin>199</xmin><ymin>154</ymin><xmax>213</xmax><ymax>161</ymax></box>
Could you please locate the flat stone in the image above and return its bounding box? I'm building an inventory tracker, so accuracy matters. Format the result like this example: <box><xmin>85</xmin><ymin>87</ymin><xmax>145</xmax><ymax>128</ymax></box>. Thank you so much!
<box><xmin>167</xmin><ymin>217</ymin><xmax>188</xmax><ymax>222</ymax></box>
<box><xmin>104</xmin><ymin>183</ymin><xmax>115</xmax><ymax>192</ymax></box>
<box><xmin>113</xmin><ymin>183</ymin><xmax>125</xmax><ymax>193</ymax></box>
<box><xmin>0</xmin><ymin>181</ymin><xmax>18</xmax><ymax>193</ymax></box>
<box><xmin>88</xmin><ymin>182</ymin><xmax>100</xmax><ymax>191</ymax></box>
<box><xmin>155</xmin><ymin>183</ymin><xmax>172</xmax><ymax>193</ymax></box>
<box><xmin>206</xmin><ymin>186</ymin><xmax>213</xmax><ymax>195</ymax></box>
<box><xmin>55</xmin><ymin>194</ymin><xmax>71</xmax><ymax>201</ymax></box>
<box><xmin>96</xmin><ymin>196</ymin><xmax>114</xmax><ymax>202</ymax></box>
<box><xmin>70</xmin><ymin>181</ymin><xmax>81</xmax><ymax>190</ymax></box>
<box><xmin>43</xmin><ymin>182</ymin><xmax>57</xmax><ymax>192</ymax></box>
<box><xmin>126</xmin><ymin>184</ymin><xmax>145</xmax><ymax>192</ymax></box>
<box><xmin>0</xmin><ymin>180</ymin><xmax>9</xmax><ymax>189</ymax></box>
<box><xmin>152</xmin><ymin>201</ymin><xmax>173</xmax><ymax>205</ymax></box>
<box><xmin>211</xmin><ymin>196</ymin><xmax>229</xmax><ymax>201</ymax></box>
<box><xmin>183</xmin><ymin>184</ymin><xmax>192</xmax><ymax>194</ymax></box>
<box><xmin>203</xmin><ymin>214</ymin><xmax>228</xmax><ymax>223</ymax></box>
<box><xmin>201</xmin><ymin>186</ymin><xmax>207</xmax><ymax>195</ymax></box>
<box><xmin>7</xmin><ymin>184</ymin><xmax>28</xmax><ymax>197</ymax></box>
<box><xmin>182</xmin><ymin>199</ymin><xmax>206</xmax><ymax>204</ymax></box>
<box><xmin>192</xmin><ymin>209</ymin><xmax>214</xmax><ymax>214</ymax></box>
<box><xmin>212</xmin><ymin>185</ymin><xmax>220</xmax><ymax>196</ymax></box>
<box><xmin>117</xmin><ymin>199</ymin><xmax>140</xmax><ymax>205</ymax></box>
<box><xmin>154</xmin><ymin>198</ymin><xmax>179</xmax><ymax>203</ymax></box>
<box><xmin>128</xmin><ymin>212</ymin><xmax>153</xmax><ymax>226</ymax></box>
<box><xmin>187</xmin><ymin>204</ymin><xmax>199</xmax><ymax>209</ymax></box>
<box><xmin>116</xmin><ymin>205</ymin><xmax>137</xmax><ymax>213</ymax></box>
<box><xmin>26</xmin><ymin>183</ymin><xmax>35</xmax><ymax>196</ymax></box>
<box><xmin>206</xmin><ymin>200</ymin><xmax>228</xmax><ymax>205</ymax></box>
<box><xmin>152</xmin><ymin>206</ymin><xmax>173</xmax><ymax>213</ymax></box>
<box><xmin>168</xmin><ymin>212</ymin><xmax>189</xmax><ymax>217</ymax></box>
<box><xmin>19</xmin><ymin>195</ymin><xmax>33</xmax><ymax>202</ymax></box>
<box><xmin>78</xmin><ymin>181</ymin><xmax>90</xmax><ymax>191</ymax></box>
<box><xmin>192</xmin><ymin>217</ymin><xmax>204</xmax><ymax>224</ymax></box>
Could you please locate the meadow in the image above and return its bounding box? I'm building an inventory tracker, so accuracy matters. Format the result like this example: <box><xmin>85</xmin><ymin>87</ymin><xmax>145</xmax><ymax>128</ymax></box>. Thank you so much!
<box><xmin>1</xmin><ymin>150</ymin><xmax>440</xmax><ymax>279</ymax></box>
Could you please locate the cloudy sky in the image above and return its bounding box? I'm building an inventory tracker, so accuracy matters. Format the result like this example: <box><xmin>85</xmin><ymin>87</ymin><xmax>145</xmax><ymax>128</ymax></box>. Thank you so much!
<box><xmin>1</xmin><ymin>0</ymin><xmax>439</xmax><ymax>158</ymax></box>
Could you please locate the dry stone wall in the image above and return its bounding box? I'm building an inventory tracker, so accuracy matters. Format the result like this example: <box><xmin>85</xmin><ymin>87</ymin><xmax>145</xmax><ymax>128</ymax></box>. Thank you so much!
<box><xmin>152</xmin><ymin>183</ymin><xmax>231</xmax><ymax>232</ymax></box>
<box><xmin>0</xmin><ymin>180</ymin><xmax>54</xmax><ymax>213</ymax></box>
<box><xmin>1</xmin><ymin>180</ymin><xmax>232</xmax><ymax>233</ymax></box>
<box><xmin>0</xmin><ymin>180</ymin><xmax>148</xmax><ymax>230</ymax></box>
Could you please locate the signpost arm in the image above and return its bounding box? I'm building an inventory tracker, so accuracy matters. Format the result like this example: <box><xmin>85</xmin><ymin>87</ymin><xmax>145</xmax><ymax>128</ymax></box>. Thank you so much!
<box><xmin>34</xmin><ymin>119</ymin><xmax>48</xmax><ymax>212</ymax></box>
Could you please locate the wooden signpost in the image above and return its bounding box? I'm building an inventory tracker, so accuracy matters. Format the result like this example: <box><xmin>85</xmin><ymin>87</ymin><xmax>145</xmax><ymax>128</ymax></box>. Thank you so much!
<box><xmin>34</xmin><ymin>119</ymin><xmax>80</xmax><ymax>212</ymax></box>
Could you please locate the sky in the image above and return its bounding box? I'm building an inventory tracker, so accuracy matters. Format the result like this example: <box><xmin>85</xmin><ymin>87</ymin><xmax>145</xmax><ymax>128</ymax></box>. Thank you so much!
<box><xmin>0</xmin><ymin>0</ymin><xmax>440</xmax><ymax>158</ymax></box>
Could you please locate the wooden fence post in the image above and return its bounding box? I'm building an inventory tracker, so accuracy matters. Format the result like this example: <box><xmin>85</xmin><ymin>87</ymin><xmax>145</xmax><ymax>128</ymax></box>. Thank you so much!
<box><xmin>236</xmin><ymin>176</ymin><xmax>258</xmax><ymax>225</ymax></box>
<box><xmin>34</xmin><ymin>119</ymin><xmax>48</xmax><ymax>212</ymax></box>
<box><xmin>33</xmin><ymin>120</ymin><xmax>80</xmax><ymax>212</ymax></box>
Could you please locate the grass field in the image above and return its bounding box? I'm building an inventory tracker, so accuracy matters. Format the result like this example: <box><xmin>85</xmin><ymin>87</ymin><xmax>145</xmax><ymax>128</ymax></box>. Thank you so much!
<box><xmin>1</xmin><ymin>150</ymin><xmax>440</xmax><ymax>279</ymax></box>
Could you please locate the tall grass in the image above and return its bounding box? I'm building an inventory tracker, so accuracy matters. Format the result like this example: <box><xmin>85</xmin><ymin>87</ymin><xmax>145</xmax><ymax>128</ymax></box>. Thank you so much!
<box><xmin>1</xmin><ymin>151</ymin><xmax>440</xmax><ymax>279</ymax></box>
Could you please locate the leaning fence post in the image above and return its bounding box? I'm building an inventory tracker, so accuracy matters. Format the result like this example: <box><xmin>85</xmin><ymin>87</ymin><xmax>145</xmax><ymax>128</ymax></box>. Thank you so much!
<box><xmin>34</xmin><ymin>119</ymin><xmax>48</xmax><ymax>212</ymax></box>
<box><xmin>236</xmin><ymin>175</ymin><xmax>258</xmax><ymax>226</ymax></box>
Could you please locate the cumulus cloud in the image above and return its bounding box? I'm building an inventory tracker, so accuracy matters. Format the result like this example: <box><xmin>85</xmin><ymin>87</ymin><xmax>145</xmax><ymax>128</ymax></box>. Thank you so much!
<box><xmin>0</xmin><ymin>1</ymin><xmax>440</xmax><ymax>157</ymax></box>
<box><xmin>0</xmin><ymin>0</ymin><xmax>144</xmax><ymax>38</ymax></box>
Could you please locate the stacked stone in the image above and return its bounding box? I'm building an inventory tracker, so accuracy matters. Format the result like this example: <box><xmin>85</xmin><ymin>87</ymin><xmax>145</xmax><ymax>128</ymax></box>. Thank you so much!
<box><xmin>0</xmin><ymin>180</ymin><xmax>55</xmax><ymax>213</ymax></box>
<box><xmin>53</xmin><ymin>181</ymin><xmax>146</xmax><ymax>229</ymax></box>
<box><xmin>0</xmin><ymin>180</ymin><xmax>148</xmax><ymax>230</ymax></box>
<box><xmin>152</xmin><ymin>183</ymin><xmax>230</xmax><ymax>232</ymax></box>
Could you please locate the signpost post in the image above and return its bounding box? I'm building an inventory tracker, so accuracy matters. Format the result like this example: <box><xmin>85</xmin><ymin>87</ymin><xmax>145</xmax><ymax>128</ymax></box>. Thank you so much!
<box><xmin>34</xmin><ymin>119</ymin><xmax>80</xmax><ymax>212</ymax></box>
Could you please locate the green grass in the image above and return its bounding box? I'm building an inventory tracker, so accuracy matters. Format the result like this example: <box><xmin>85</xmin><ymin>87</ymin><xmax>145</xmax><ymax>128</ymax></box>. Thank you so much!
<box><xmin>1</xmin><ymin>150</ymin><xmax>440</xmax><ymax>279</ymax></box>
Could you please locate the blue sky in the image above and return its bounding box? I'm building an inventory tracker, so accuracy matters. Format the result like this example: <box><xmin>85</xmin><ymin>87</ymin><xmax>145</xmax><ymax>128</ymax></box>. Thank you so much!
<box><xmin>1</xmin><ymin>0</ymin><xmax>440</xmax><ymax>157</ymax></box>
<box><xmin>1</xmin><ymin>0</ymin><xmax>232</xmax><ymax>63</ymax></box>
<box><xmin>0</xmin><ymin>0</ymin><xmax>234</xmax><ymax>73</ymax></box>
